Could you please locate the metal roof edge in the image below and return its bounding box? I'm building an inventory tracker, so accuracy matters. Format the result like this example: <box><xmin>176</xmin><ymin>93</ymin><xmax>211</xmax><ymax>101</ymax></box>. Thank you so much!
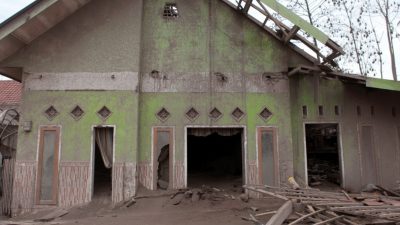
<box><xmin>366</xmin><ymin>78</ymin><xmax>400</xmax><ymax>92</ymax></box>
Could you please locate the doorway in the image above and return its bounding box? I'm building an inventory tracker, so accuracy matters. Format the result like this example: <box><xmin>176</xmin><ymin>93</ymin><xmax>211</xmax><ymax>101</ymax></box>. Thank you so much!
<box><xmin>187</xmin><ymin>128</ymin><xmax>244</xmax><ymax>189</ymax></box>
<box><xmin>92</xmin><ymin>127</ymin><xmax>114</xmax><ymax>200</ymax></box>
<box><xmin>305</xmin><ymin>124</ymin><xmax>342</xmax><ymax>190</ymax></box>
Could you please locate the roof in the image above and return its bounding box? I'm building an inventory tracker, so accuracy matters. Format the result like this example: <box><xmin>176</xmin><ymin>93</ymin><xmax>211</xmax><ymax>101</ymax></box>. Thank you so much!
<box><xmin>222</xmin><ymin>0</ymin><xmax>344</xmax><ymax>67</ymax></box>
<box><xmin>0</xmin><ymin>80</ymin><xmax>22</xmax><ymax>105</ymax></box>
<box><xmin>366</xmin><ymin>78</ymin><xmax>400</xmax><ymax>92</ymax></box>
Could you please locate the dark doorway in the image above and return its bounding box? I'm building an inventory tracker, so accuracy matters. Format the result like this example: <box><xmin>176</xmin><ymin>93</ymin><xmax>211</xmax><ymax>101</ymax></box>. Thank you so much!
<box><xmin>93</xmin><ymin>127</ymin><xmax>114</xmax><ymax>199</ymax></box>
<box><xmin>305</xmin><ymin>124</ymin><xmax>341</xmax><ymax>190</ymax></box>
<box><xmin>187</xmin><ymin>128</ymin><xmax>243</xmax><ymax>189</ymax></box>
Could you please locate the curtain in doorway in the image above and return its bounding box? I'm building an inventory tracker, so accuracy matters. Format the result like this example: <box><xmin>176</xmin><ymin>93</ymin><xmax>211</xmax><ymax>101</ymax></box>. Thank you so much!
<box><xmin>188</xmin><ymin>128</ymin><xmax>241</xmax><ymax>137</ymax></box>
<box><xmin>95</xmin><ymin>128</ymin><xmax>113</xmax><ymax>169</ymax></box>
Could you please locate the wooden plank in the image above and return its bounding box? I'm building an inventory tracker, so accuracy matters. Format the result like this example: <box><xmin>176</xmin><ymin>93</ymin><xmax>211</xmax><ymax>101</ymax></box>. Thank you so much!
<box><xmin>265</xmin><ymin>201</ymin><xmax>293</xmax><ymax>225</ymax></box>
<box><xmin>288</xmin><ymin>209</ymin><xmax>325</xmax><ymax>225</ymax></box>
<box><xmin>331</xmin><ymin>205</ymin><xmax>400</xmax><ymax>211</ymax></box>
<box><xmin>255</xmin><ymin>211</ymin><xmax>277</xmax><ymax>216</ymax></box>
<box><xmin>244</xmin><ymin>186</ymin><xmax>289</xmax><ymax>201</ymax></box>
<box><xmin>324</xmin><ymin>211</ymin><xmax>360</xmax><ymax>225</ymax></box>
<box><xmin>314</xmin><ymin>202</ymin><xmax>363</xmax><ymax>207</ymax></box>
<box><xmin>280</xmin><ymin>192</ymin><xmax>348</xmax><ymax>200</ymax></box>
<box><xmin>377</xmin><ymin>185</ymin><xmax>400</xmax><ymax>198</ymax></box>
<box><xmin>314</xmin><ymin>215</ymin><xmax>344</xmax><ymax>225</ymax></box>
<box><xmin>295</xmin><ymin>212</ymin><xmax>322</xmax><ymax>223</ymax></box>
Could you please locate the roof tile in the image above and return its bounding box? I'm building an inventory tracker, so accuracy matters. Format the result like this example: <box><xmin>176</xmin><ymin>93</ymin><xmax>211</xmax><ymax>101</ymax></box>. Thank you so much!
<box><xmin>0</xmin><ymin>80</ymin><xmax>22</xmax><ymax>105</ymax></box>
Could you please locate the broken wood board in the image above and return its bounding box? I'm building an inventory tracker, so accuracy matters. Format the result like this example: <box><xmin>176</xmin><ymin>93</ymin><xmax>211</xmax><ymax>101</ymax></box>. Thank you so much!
<box><xmin>265</xmin><ymin>200</ymin><xmax>293</xmax><ymax>225</ymax></box>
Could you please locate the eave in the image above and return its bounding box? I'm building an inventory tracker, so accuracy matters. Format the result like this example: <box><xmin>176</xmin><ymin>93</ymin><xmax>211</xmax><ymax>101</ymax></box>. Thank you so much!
<box><xmin>0</xmin><ymin>0</ymin><xmax>91</xmax><ymax>81</ymax></box>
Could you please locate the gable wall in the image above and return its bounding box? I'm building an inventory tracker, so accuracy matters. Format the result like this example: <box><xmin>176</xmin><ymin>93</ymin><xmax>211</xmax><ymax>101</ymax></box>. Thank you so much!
<box><xmin>137</xmin><ymin>0</ymin><xmax>311</xmax><ymax>189</ymax></box>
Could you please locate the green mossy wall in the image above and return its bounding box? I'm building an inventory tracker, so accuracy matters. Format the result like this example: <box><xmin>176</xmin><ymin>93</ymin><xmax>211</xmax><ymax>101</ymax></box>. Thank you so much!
<box><xmin>138</xmin><ymin>92</ymin><xmax>292</xmax><ymax>163</ymax></box>
<box><xmin>17</xmin><ymin>91</ymin><xmax>138</xmax><ymax>163</ymax></box>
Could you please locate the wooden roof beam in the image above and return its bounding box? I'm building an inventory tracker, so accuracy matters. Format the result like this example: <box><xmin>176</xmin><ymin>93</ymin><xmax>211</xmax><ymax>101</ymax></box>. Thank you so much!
<box><xmin>0</xmin><ymin>67</ymin><xmax>22</xmax><ymax>82</ymax></box>
<box><xmin>284</xmin><ymin>25</ymin><xmax>300</xmax><ymax>44</ymax></box>
<box><xmin>242</xmin><ymin>0</ymin><xmax>253</xmax><ymax>13</ymax></box>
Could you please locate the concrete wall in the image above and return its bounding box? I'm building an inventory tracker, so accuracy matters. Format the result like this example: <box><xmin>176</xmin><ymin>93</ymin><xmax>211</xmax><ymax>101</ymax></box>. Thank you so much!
<box><xmin>137</xmin><ymin>0</ymin><xmax>310</xmax><ymax>189</ymax></box>
<box><xmin>290</xmin><ymin>75</ymin><xmax>400</xmax><ymax>192</ymax></box>
<box><xmin>2</xmin><ymin>0</ymin><xmax>142</xmax><ymax>73</ymax></box>
<box><xmin>6</xmin><ymin>0</ymin><xmax>143</xmax><ymax>214</ymax></box>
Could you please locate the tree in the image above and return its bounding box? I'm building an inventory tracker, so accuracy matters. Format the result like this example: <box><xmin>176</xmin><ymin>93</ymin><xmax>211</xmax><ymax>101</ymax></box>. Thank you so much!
<box><xmin>372</xmin><ymin>0</ymin><xmax>400</xmax><ymax>81</ymax></box>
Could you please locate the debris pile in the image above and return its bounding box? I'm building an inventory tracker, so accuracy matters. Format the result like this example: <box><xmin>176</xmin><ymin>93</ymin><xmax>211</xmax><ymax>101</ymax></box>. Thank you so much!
<box><xmin>169</xmin><ymin>185</ymin><xmax>241</xmax><ymax>205</ymax></box>
<box><xmin>242</xmin><ymin>185</ymin><xmax>400</xmax><ymax>224</ymax></box>
<box><xmin>307</xmin><ymin>159</ymin><xmax>340</xmax><ymax>187</ymax></box>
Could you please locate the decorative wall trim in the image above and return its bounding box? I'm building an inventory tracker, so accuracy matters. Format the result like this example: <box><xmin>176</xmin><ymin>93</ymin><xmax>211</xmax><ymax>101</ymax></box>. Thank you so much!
<box><xmin>11</xmin><ymin>161</ymin><xmax>36</xmax><ymax>216</ymax></box>
<box><xmin>173</xmin><ymin>161</ymin><xmax>185</xmax><ymax>189</ymax></box>
<box><xmin>112</xmin><ymin>163</ymin><xmax>124</xmax><ymax>204</ymax></box>
<box><xmin>58</xmin><ymin>161</ymin><xmax>91</xmax><ymax>207</ymax></box>
<box><xmin>23</xmin><ymin>72</ymin><xmax>139</xmax><ymax>91</ymax></box>
<box><xmin>123</xmin><ymin>162</ymin><xmax>136</xmax><ymax>200</ymax></box>
<box><xmin>138</xmin><ymin>162</ymin><xmax>152</xmax><ymax>190</ymax></box>
<box><xmin>247</xmin><ymin>160</ymin><xmax>258</xmax><ymax>185</ymax></box>
<box><xmin>141</xmin><ymin>72</ymin><xmax>288</xmax><ymax>93</ymax></box>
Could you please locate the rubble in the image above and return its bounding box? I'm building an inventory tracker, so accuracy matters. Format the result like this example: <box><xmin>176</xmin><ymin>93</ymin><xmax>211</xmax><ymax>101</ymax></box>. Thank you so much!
<box><xmin>307</xmin><ymin>159</ymin><xmax>340</xmax><ymax>187</ymax></box>
<box><xmin>169</xmin><ymin>185</ymin><xmax>244</xmax><ymax>205</ymax></box>
<box><xmin>243</xmin><ymin>185</ymin><xmax>400</xmax><ymax>225</ymax></box>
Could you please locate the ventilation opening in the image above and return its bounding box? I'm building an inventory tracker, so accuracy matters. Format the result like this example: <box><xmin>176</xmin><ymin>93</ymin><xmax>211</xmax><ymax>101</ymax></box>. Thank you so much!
<box><xmin>305</xmin><ymin>124</ymin><xmax>341</xmax><ymax>191</ymax></box>
<box><xmin>334</xmin><ymin>105</ymin><xmax>340</xmax><ymax>116</ymax></box>
<box><xmin>318</xmin><ymin>105</ymin><xmax>324</xmax><ymax>116</ymax></box>
<box><xmin>187</xmin><ymin>128</ymin><xmax>243</xmax><ymax>189</ymax></box>
<box><xmin>163</xmin><ymin>3</ymin><xmax>179</xmax><ymax>18</ymax></box>
<box><xmin>302</xmin><ymin>105</ymin><xmax>307</xmax><ymax>117</ymax></box>
<box><xmin>93</xmin><ymin>127</ymin><xmax>114</xmax><ymax>201</ymax></box>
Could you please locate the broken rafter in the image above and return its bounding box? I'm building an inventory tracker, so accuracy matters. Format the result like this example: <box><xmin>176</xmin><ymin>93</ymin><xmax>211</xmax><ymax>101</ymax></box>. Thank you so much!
<box><xmin>255</xmin><ymin>0</ymin><xmax>288</xmax><ymax>37</ymax></box>
<box><xmin>247</xmin><ymin>1</ymin><xmax>327</xmax><ymax>60</ymax></box>
<box><xmin>284</xmin><ymin>25</ymin><xmax>300</xmax><ymax>44</ymax></box>
<box><xmin>242</xmin><ymin>0</ymin><xmax>253</xmax><ymax>13</ymax></box>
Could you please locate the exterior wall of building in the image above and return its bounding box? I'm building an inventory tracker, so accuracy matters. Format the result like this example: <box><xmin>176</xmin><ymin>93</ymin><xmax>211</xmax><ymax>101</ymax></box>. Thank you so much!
<box><xmin>137</xmin><ymin>0</ymin><xmax>310</xmax><ymax>189</ymax></box>
<box><xmin>5</xmin><ymin>0</ymin><xmax>398</xmax><ymax>215</ymax></box>
<box><xmin>290</xmin><ymin>75</ymin><xmax>400</xmax><ymax>192</ymax></box>
<box><xmin>3</xmin><ymin>0</ymin><xmax>143</xmax><ymax>215</ymax></box>
<box><xmin>12</xmin><ymin>90</ymin><xmax>138</xmax><ymax>214</ymax></box>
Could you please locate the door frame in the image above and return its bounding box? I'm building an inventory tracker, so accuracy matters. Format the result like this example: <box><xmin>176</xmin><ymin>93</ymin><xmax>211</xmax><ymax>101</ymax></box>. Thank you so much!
<box><xmin>35</xmin><ymin>125</ymin><xmax>61</xmax><ymax>205</ymax></box>
<box><xmin>256</xmin><ymin>126</ymin><xmax>279</xmax><ymax>186</ymax></box>
<box><xmin>303</xmin><ymin>122</ymin><xmax>344</xmax><ymax>188</ymax></box>
<box><xmin>184</xmin><ymin>125</ymin><xmax>247</xmax><ymax>188</ymax></box>
<box><xmin>90</xmin><ymin>125</ymin><xmax>116</xmax><ymax>198</ymax></box>
<box><xmin>151</xmin><ymin>126</ymin><xmax>174</xmax><ymax>190</ymax></box>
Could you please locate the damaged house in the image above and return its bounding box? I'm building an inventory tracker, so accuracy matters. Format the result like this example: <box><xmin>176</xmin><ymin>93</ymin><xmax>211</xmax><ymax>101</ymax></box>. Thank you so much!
<box><xmin>0</xmin><ymin>81</ymin><xmax>21</xmax><ymax>216</ymax></box>
<box><xmin>0</xmin><ymin>0</ymin><xmax>399</xmax><ymax>216</ymax></box>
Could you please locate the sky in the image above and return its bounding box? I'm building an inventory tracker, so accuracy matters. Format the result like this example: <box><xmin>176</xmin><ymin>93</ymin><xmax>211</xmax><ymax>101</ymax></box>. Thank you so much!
<box><xmin>0</xmin><ymin>0</ymin><xmax>399</xmax><ymax>80</ymax></box>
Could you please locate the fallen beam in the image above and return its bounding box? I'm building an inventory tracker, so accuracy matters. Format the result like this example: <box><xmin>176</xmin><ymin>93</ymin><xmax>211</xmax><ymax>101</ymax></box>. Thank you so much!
<box><xmin>266</xmin><ymin>200</ymin><xmax>293</xmax><ymax>225</ymax></box>
<box><xmin>288</xmin><ymin>209</ymin><xmax>325</xmax><ymax>225</ymax></box>
<box><xmin>244</xmin><ymin>186</ymin><xmax>288</xmax><ymax>201</ymax></box>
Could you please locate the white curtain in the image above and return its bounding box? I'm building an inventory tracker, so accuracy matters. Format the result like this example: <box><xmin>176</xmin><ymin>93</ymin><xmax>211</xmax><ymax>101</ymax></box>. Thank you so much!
<box><xmin>95</xmin><ymin>128</ymin><xmax>113</xmax><ymax>169</ymax></box>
